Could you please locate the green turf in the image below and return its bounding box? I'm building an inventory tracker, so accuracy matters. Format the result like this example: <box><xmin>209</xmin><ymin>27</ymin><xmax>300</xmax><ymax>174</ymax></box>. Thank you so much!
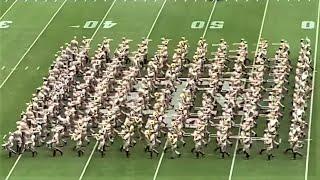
<box><xmin>0</xmin><ymin>0</ymin><xmax>319</xmax><ymax>180</ymax></box>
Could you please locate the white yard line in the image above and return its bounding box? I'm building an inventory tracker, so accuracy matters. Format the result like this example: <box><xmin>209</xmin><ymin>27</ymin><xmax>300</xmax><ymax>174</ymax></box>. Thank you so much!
<box><xmin>152</xmin><ymin>82</ymin><xmax>185</xmax><ymax>180</ymax></box>
<box><xmin>152</xmin><ymin>143</ymin><xmax>166</xmax><ymax>180</ymax></box>
<box><xmin>0</xmin><ymin>0</ymin><xmax>18</xmax><ymax>21</ymax></box>
<box><xmin>79</xmin><ymin>0</ymin><xmax>167</xmax><ymax>180</ymax></box>
<box><xmin>79</xmin><ymin>0</ymin><xmax>168</xmax><ymax>179</ymax></box>
<box><xmin>305</xmin><ymin>0</ymin><xmax>320</xmax><ymax>179</ymax></box>
<box><xmin>228</xmin><ymin>0</ymin><xmax>269</xmax><ymax>180</ymax></box>
<box><xmin>2</xmin><ymin>1</ymin><xmax>67</xmax><ymax>179</ymax></box>
<box><xmin>146</xmin><ymin>0</ymin><xmax>167</xmax><ymax>38</ymax></box>
<box><xmin>77</xmin><ymin>1</ymin><xmax>117</xmax><ymax>180</ymax></box>
<box><xmin>78</xmin><ymin>142</ymin><xmax>98</xmax><ymax>180</ymax></box>
<box><xmin>0</xmin><ymin>0</ymin><xmax>68</xmax><ymax>89</ymax></box>
<box><xmin>4</xmin><ymin>154</ymin><xmax>22</xmax><ymax>180</ymax></box>
<box><xmin>89</xmin><ymin>0</ymin><xmax>117</xmax><ymax>40</ymax></box>
<box><xmin>202</xmin><ymin>0</ymin><xmax>217</xmax><ymax>38</ymax></box>
<box><xmin>143</xmin><ymin>1</ymin><xmax>173</xmax><ymax>180</ymax></box>
<box><xmin>153</xmin><ymin>1</ymin><xmax>218</xmax><ymax>180</ymax></box>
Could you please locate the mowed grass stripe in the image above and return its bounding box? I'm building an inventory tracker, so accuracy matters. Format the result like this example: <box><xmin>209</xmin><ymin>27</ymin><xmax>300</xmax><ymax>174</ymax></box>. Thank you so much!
<box><xmin>231</xmin><ymin>1</ymin><xmax>319</xmax><ymax>180</ymax></box>
<box><xmin>0</xmin><ymin>1</ymin><xmax>114</xmax><ymax>180</ymax></box>
<box><xmin>78</xmin><ymin>1</ymin><xmax>167</xmax><ymax>179</ymax></box>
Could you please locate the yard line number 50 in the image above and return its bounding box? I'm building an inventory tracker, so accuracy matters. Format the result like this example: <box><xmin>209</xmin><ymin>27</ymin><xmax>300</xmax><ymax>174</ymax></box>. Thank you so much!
<box><xmin>190</xmin><ymin>20</ymin><xmax>316</xmax><ymax>30</ymax></box>
<box><xmin>191</xmin><ymin>20</ymin><xmax>224</xmax><ymax>29</ymax></box>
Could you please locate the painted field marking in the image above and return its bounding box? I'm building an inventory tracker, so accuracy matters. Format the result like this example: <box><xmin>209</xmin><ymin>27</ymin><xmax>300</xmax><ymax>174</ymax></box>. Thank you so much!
<box><xmin>202</xmin><ymin>0</ymin><xmax>217</xmax><ymax>37</ymax></box>
<box><xmin>79</xmin><ymin>0</ymin><xmax>167</xmax><ymax>179</ymax></box>
<box><xmin>89</xmin><ymin>0</ymin><xmax>116</xmax><ymax>41</ymax></box>
<box><xmin>305</xmin><ymin>0</ymin><xmax>320</xmax><ymax>179</ymax></box>
<box><xmin>153</xmin><ymin>142</ymin><xmax>167</xmax><ymax>180</ymax></box>
<box><xmin>146</xmin><ymin>2</ymin><xmax>172</xmax><ymax>180</ymax></box>
<box><xmin>2</xmin><ymin>1</ymin><xmax>67</xmax><ymax>178</ymax></box>
<box><xmin>24</xmin><ymin>66</ymin><xmax>28</xmax><ymax>70</ymax></box>
<box><xmin>1</xmin><ymin>66</ymin><xmax>5</xmax><ymax>70</ymax></box>
<box><xmin>228</xmin><ymin>1</ymin><xmax>269</xmax><ymax>180</ymax></box>
<box><xmin>146</xmin><ymin>0</ymin><xmax>167</xmax><ymax>38</ymax></box>
<box><xmin>77</xmin><ymin>2</ymin><xmax>119</xmax><ymax>180</ymax></box>
<box><xmin>5</xmin><ymin>154</ymin><xmax>22</xmax><ymax>180</ymax></box>
<box><xmin>153</xmin><ymin>1</ymin><xmax>218</xmax><ymax>180</ymax></box>
<box><xmin>0</xmin><ymin>0</ymin><xmax>18</xmax><ymax>21</ymax></box>
<box><xmin>78</xmin><ymin>142</ymin><xmax>98</xmax><ymax>180</ymax></box>
<box><xmin>0</xmin><ymin>0</ymin><xmax>68</xmax><ymax>89</ymax></box>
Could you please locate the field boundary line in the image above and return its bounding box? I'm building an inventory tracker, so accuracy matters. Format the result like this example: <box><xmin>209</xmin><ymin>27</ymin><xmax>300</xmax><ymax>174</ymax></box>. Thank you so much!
<box><xmin>202</xmin><ymin>0</ymin><xmax>217</xmax><ymax>37</ymax></box>
<box><xmin>0</xmin><ymin>0</ymin><xmax>18</xmax><ymax>21</ymax></box>
<box><xmin>227</xmin><ymin>0</ymin><xmax>269</xmax><ymax>180</ymax></box>
<box><xmin>0</xmin><ymin>0</ymin><xmax>68</xmax><ymax>89</ymax></box>
<box><xmin>304</xmin><ymin>0</ymin><xmax>320</xmax><ymax>179</ymax></box>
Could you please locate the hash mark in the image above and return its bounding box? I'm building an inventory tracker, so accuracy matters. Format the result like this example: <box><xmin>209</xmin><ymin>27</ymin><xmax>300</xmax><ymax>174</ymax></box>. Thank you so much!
<box><xmin>1</xmin><ymin>66</ymin><xmax>5</xmax><ymax>70</ymax></box>
<box><xmin>24</xmin><ymin>66</ymin><xmax>29</xmax><ymax>70</ymax></box>
<box><xmin>36</xmin><ymin>66</ymin><xmax>40</xmax><ymax>70</ymax></box>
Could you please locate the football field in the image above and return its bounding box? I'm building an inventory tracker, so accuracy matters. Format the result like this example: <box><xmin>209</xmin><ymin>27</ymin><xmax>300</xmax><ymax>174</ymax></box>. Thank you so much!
<box><xmin>0</xmin><ymin>0</ymin><xmax>320</xmax><ymax>180</ymax></box>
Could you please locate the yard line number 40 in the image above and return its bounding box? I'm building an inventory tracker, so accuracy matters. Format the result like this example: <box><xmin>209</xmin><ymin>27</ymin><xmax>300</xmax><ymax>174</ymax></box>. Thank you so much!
<box><xmin>83</xmin><ymin>21</ymin><xmax>117</xmax><ymax>29</ymax></box>
<box><xmin>0</xmin><ymin>20</ymin><xmax>315</xmax><ymax>30</ymax></box>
